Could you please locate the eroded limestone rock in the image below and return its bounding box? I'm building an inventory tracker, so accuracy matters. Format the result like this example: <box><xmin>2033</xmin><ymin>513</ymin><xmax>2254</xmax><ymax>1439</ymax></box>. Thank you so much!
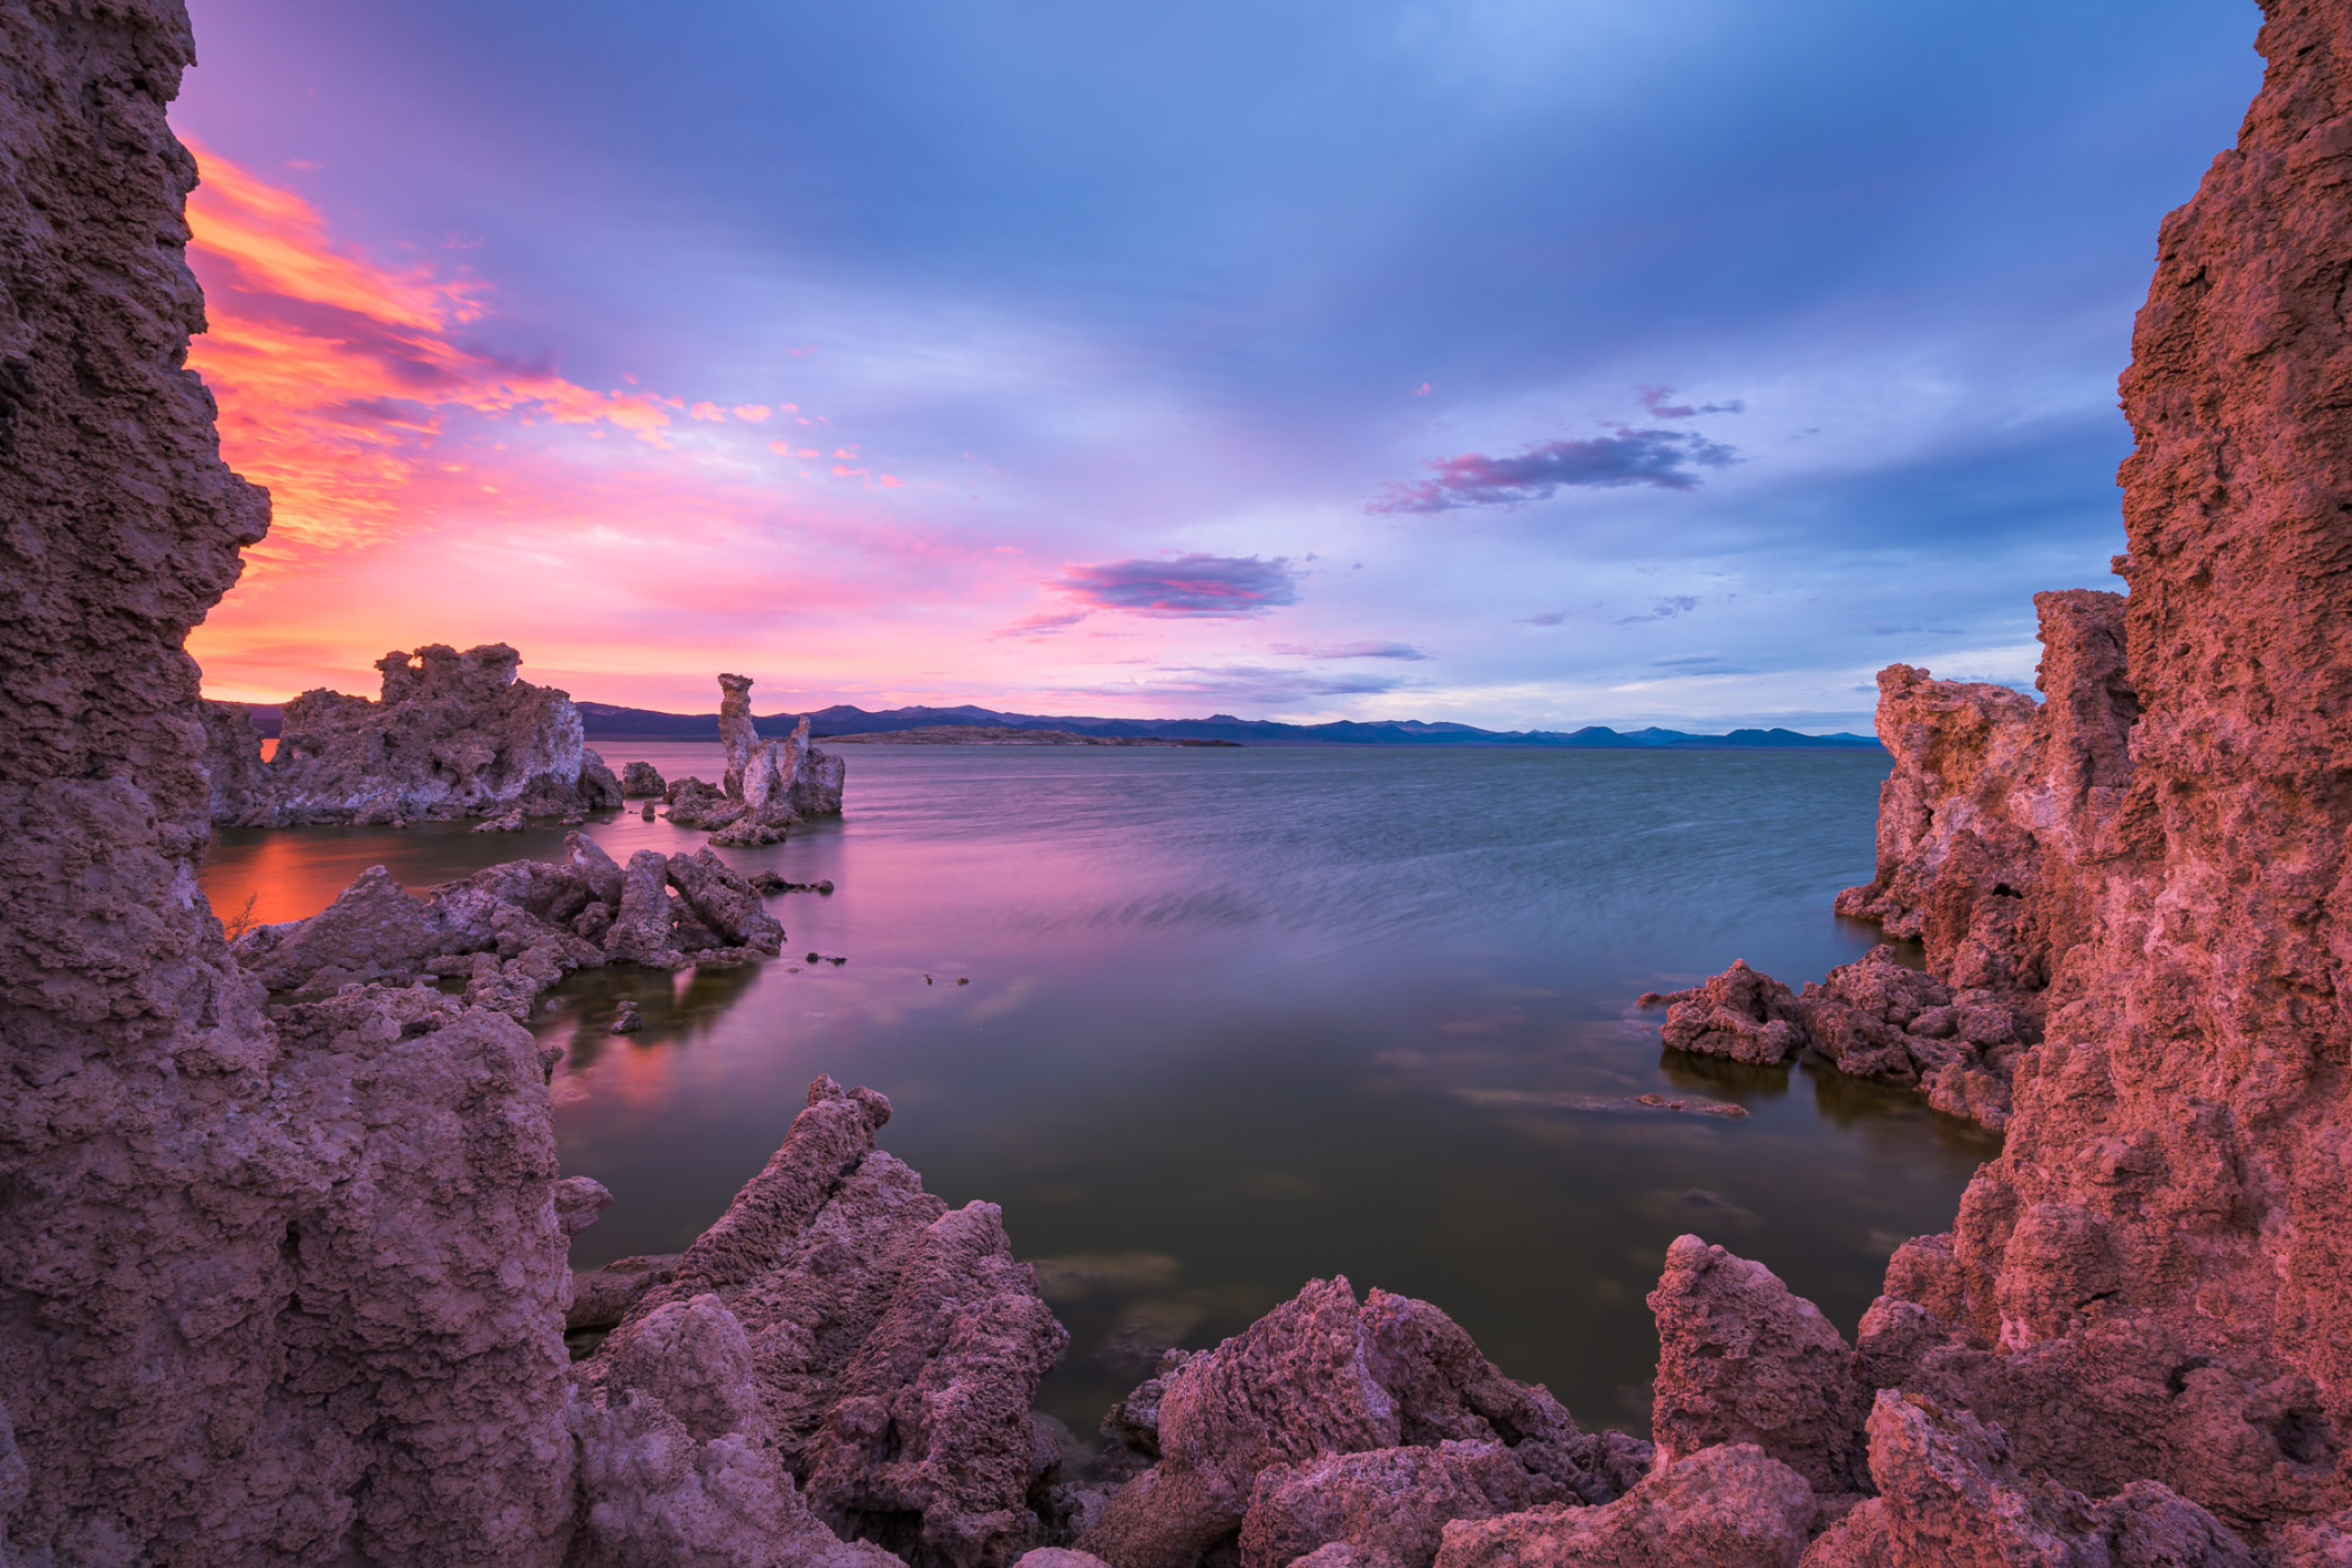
<box><xmin>577</xmin><ymin>1077</ymin><xmax>1069</xmax><ymax>1568</ymax></box>
<box><xmin>220</xmin><ymin>643</ymin><xmax>623</xmax><ymax>826</ymax></box>
<box><xmin>619</xmin><ymin>760</ymin><xmax>667</xmax><ymax>798</ymax></box>
<box><xmin>0</xmin><ymin>7</ymin><xmax>579</xmax><ymax>1559</ymax></box>
<box><xmin>1647</xmin><ymin>1235</ymin><xmax>1868</xmax><ymax>1495</ymax></box>
<box><xmin>232</xmin><ymin>833</ymin><xmax>784</xmax><ymax>1021</ymax></box>
<box><xmin>1078</xmin><ymin>1278</ymin><xmax>1645</xmax><ymax>1568</ymax></box>
<box><xmin>1431</xmin><ymin>1445</ymin><xmax>1815</xmax><ymax>1568</ymax></box>
<box><xmin>1836</xmin><ymin>0</ymin><xmax>2352</xmax><ymax>1543</ymax></box>
<box><xmin>1798</xmin><ymin>1392</ymin><xmax>2255</xmax><ymax>1568</ymax></box>
<box><xmin>715</xmin><ymin>673</ymin><xmax>843</xmax><ymax>842</ymax></box>
<box><xmin>1654</xmin><ymin>958</ymin><xmax>1807</xmax><ymax>1066</ymax></box>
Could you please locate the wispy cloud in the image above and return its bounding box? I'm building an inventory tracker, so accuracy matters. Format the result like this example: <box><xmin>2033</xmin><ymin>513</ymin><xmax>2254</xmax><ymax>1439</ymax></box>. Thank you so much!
<box><xmin>992</xmin><ymin>610</ymin><xmax>1091</xmax><ymax>638</ymax></box>
<box><xmin>1057</xmin><ymin>554</ymin><xmax>1301</xmax><ymax>616</ymax></box>
<box><xmin>1370</xmin><ymin>429</ymin><xmax>1736</xmax><ymax>513</ymax></box>
<box><xmin>1613</xmin><ymin>594</ymin><xmax>1699</xmax><ymax>625</ymax></box>
<box><xmin>1272</xmin><ymin>641</ymin><xmax>1426</xmax><ymax>660</ymax></box>
<box><xmin>1637</xmin><ymin>386</ymin><xmax>1747</xmax><ymax>419</ymax></box>
<box><xmin>1521</xmin><ymin>611</ymin><xmax>1569</xmax><ymax>626</ymax></box>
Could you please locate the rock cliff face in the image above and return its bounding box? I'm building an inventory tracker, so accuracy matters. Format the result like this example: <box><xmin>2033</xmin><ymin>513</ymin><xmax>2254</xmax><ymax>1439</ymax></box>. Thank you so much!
<box><xmin>1634</xmin><ymin>6</ymin><xmax>2352</xmax><ymax>1556</ymax></box>
<box><xmin>1649</xmin><ymin>590</ymin><xmax>2130</xmax><ymax>1132</ymax></box>
<box><xmin>207</xmin><ymin>643</ymin><xmax>624</xmax><ymax>826</ymax></box>
<box><xmin>0</xmin><ymin>4</ymin><xmax>579</xmax><ymax>1561</ymax></box>
<box><xmin>1847</xmin><ymin>0</ymin><xmax>2352</xmax><ymax>1540</ymax></box>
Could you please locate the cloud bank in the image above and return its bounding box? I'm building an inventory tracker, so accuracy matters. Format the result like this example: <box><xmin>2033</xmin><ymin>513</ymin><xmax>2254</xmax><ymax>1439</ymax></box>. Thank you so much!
<box><xmin>1057</xmin><ymin>554</ymin><xmax>1301</xmax><ymax>616</ymax></box>
<box><xmin>1371</xmin><ymin>429</ymin><xmax>1736</xmax><ymax>513</ymax></box>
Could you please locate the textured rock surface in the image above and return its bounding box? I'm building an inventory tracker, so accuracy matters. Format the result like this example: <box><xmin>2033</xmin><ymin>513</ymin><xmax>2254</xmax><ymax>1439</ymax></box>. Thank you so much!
<box><xmin>576</xmin><ymin>1077</ymin><xmax>1068</xmax><ymax>1568</ymax></box>
<box><xmin>1647</xmin><ymin>1235</ymin><xmax>1868</xmax><ymax>1495</ymax></box>
<box><xmin>232</xmin><ymin>835</ymin><xmax>783</xmax><ymax>1021</ymax></box>
<box><xmin>570</xmin><ymin>1254</ymin><xmax>683</xmax><ymax>1333</ymax></box>
<box><xmin>1238</xmin><ymin>1441</ymin><xmax>1559</xmax><ymax>1568</ymax></box>
<box><xmin>1079</xmin><ymin>1278</ymin><xmax>1645</xmax><ymax>1568</ymax></box>
<box><xmin>1649</xmin><ymin>948</ymin><xmax>2024</xmax><ymax>1129</ymax></box>
<box><xmin>712</xmin><ymin>673</ymin><xmax>845</xmax><ymax>844</ymax></box>
<box><xmin>1654</xmin><ymin>958</ymin><xmax>1808</xmax><ymax>1066</ymax></box>
<box><xmin>238</xmin><ymin>643</ymin><xmax>622</xmax><ymax>825</ymax></box>
<box><xmin>198</xmin><ymin>696</ymin><xmax>274</xmax><ymax>824</ymax></box>
<box><xmin>1831</xmin><ymin>591</ymin><xmax>2134</xmax><ymax>1007</ymax></box>
<box><xmin>1798</xmin><ymin>1392</ymin><xmax>2255</xmax><ymax>1568</ymax></box>
<box><xmin>1821</xmin><ymin>1</ymin><xmax>2352</xmax><ymax>1551</ymax></box>
<box><xmin>0</xmin><ymin>7</ymin><xmax>579</xmax><ymax>1562</ymax></box>
<box><xmin>1430</xmin><ymin>1445</ymin><xmax>1815</xmax><ymax>1568</ymax></box>
<box><xmin>618</xmin><ymin>760</ymin><xmax>666</xmax><ymax>798</ymax></box>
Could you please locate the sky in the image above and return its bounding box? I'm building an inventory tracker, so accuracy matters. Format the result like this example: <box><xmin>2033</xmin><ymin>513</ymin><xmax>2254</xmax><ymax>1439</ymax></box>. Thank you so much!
<box><xmin>174</xmin><ymin>0</ymin><xmax>2263</xmax><ymax>730</ymax></box>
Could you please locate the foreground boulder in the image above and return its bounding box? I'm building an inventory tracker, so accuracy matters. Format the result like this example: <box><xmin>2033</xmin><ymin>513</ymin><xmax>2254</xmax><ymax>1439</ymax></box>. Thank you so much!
<box><xmin>576</xmin><ymin>1077</ymin><xmax>1069</xmax><ymax>1568</ymax></box>
<box><xmin>205</xmin><ymin>642</ymin><xmax>626</xmax><ymax>826</ymax></box>
<box><xmin>1077</xmin><ymin>1279</ymin><xmax>1647</xmax><ymax>1568</ymax></box>
<box><xmin>1647</xmin><ymin>1235</ymin><xmax>1867</xmax><ymax>1495</ymax></box>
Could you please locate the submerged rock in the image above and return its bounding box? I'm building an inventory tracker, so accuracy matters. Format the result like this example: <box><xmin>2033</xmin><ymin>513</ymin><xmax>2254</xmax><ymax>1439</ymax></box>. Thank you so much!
<box><xmin>1655</xmin><ymin>958</ymin><xmax>1807</xmax><ymax>1066</ymax></box>
<box><xmin>1650</xmin><ymin>948</ymin><xmax>2025</xmax><ymax>1130</ymax></box>
<box><xmin>232</xmin><ymin>832</ymin><xmax>787</xmax><ymax>1020</ymax></box>
<box><xmin>620</xmin><ymin>759</ymin><xmax>668</xmax><ymax>798</ymax></box>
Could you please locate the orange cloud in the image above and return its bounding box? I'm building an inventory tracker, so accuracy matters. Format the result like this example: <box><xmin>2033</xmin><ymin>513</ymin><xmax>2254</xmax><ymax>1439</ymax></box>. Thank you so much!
<box><xmin>181</xmin><ymin>138</ymin><xmax>679</xmax><ymax>554</ymax></box>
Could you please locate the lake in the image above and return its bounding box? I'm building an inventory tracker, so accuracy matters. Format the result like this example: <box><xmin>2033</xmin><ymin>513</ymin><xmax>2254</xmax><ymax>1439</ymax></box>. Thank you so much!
<box><xmin>200</xmin><ymin>741</ymin><xmax>1990</xmax><ymax>1442</ymax></box>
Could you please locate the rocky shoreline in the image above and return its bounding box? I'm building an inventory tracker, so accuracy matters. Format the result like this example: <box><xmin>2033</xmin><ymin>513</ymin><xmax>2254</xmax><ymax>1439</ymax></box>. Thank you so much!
<box><xmin>6</xmin><ymin>0</ymin><xmax>2352</xmax><ymax>1565</ymax></box>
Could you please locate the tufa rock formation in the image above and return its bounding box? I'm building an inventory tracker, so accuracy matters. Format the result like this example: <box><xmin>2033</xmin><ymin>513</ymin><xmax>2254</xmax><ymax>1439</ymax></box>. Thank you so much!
<box><xmin>571</xmin><ymin>1077</ymin><xmax>1069</xmax><ymax>1568</ymax></box>
<box><xmin>1646</xmin><ymin>592</ymin><xmax>2132</xmax><ymax>1132</ymax></box>
<box><xmin>0</xmin><ymin>4</ymin><xmax>580</xmax><ymax>1561</ymax></box>
<box><xmin>699</xmin><ymin>671</ymin><xmax>845</xmax><ymax>846</ymax></box>
<box><xmin>1074</xmin><ymin>1278</ymin><xmax>1649</xmax><ymax>1568</ymax></box>
<box><xmin>202</xmin><ymin>643</ymin><xmax>625</xmax><ymax>826</ymax></box>
<box><xmin>229</xmin><ymin>834</ymin><xmax>786</xmax><ymax>1018</ymax></box>
<box><xmin>1652</xmin><ymin>3</ymin><xmax>2352</xmax><ymax>1558</ymax></box>
<box><xmin>1835</xmin><ymin>0</ymin><xmax>2352</xmax><ymax>1542</ymax></box>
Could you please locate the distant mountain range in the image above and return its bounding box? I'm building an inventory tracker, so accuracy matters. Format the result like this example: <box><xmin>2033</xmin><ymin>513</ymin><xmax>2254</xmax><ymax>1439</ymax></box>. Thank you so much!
<box><xmin>570</xmin><ymin>701</ymin><xmax>1883</xmax><ymax>750</ymax></box>
<box><xmin>225</xmin><ymin>697</ymin><xmax>1881</xmax><ymax>750</ymax></box>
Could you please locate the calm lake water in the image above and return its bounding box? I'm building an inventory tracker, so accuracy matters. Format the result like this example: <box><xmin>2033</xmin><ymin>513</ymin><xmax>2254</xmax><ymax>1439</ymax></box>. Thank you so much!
<box><xmin>201</xmin><ymin>742</ymin><xmax>1991</xmax><ymax>1440</ymax></box>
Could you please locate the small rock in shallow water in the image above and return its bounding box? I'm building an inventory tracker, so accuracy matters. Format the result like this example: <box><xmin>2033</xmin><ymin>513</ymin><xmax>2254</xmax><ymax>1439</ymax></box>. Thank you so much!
<box><xmin>472</xmin><ymin>808</ymin><xmax>526</xmax><ymax>833</ymax></box>
<box><xmin>608</xmin><ymin>1000</ymin><xmax>641</xmax><ymax>1035</ymax></box>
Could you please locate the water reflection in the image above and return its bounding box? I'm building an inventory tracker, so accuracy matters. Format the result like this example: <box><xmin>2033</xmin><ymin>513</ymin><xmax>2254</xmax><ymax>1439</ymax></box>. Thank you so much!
<box><xmin>199</xmin><ymin>741</ymin><xmax>1986</xmax><ymax>1439</ymax></box>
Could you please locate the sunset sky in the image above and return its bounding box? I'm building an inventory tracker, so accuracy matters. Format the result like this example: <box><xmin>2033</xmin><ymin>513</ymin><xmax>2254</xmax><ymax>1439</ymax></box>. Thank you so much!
<box><xmin>175</xmin><ymin>0</ymin><xmax>2259</xmax><ymax>729</ymax></box>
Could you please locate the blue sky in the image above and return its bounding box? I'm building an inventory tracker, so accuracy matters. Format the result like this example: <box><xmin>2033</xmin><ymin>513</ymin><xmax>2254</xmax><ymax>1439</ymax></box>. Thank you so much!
<box><xmin>176</xmin><ymin>0</ymin><xmax>2260</xmax><ymax>728</ymax></box>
